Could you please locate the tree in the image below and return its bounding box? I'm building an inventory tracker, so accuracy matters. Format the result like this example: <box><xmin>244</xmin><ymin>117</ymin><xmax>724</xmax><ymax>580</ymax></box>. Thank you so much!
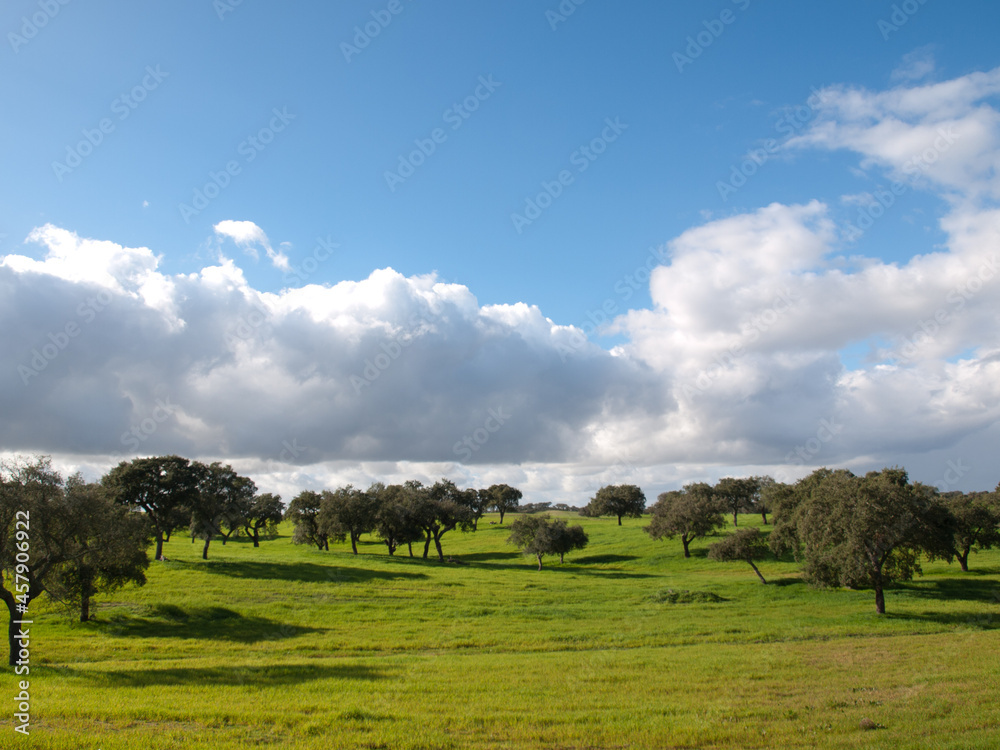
<box><xmin>507</xmin><ymin>515</ymin><xmax>588</xmax><ymax>569</ymax></box>
<box><xmin>770</xmin><ymin>467</ymin><xmax>954</xmax><ymax>614</ymax></box>
<box><xmin>49</xmin><ymin>476</ymin><xmax>152</xmax><ymax>621</ymax></box>
<box><xmin>645</xmin><ymin>483</ymin><xmax>725</xmax><ymax>557</ymax></box>
<box><xmin>285</xmin><ymin>491</ymin><xmax>328</xmax><ymax>550</ymax></box>
<box><xmin>370</xmin><ymin>483</ymin><xmax>425</xmax><ymax>556</ymax></box>
<box><xmin>708</xmin><ymin>528</ymin><xmax>771</xmax><ymax>584</ymax></box>
<box><xmin>941</xmin><ymin>491</ymin><xmax>1000</xmax><ymax>572</ymax></box>
<box><xmin>0</xmin><ymin>457</ymin><xmax>78</xmax><ymax>666</ymax></box>
<box><xmin>243</xmin><ymin>493</ymin><xmax>284</xmax><ymax>547</ymax></box>
<box><xmin>713</xmin><ymin>477</ymin><xmax>760</xmax><ymax>527</ymax></box>
<box><xmin>318</xmin><ymin>485</ymin><xmax>377</xmax><ymax>555</ymax></box>
<box><xmin>548</xmin><ymin>520</ymin><xmax>589</xmax><ymax>563</ymax></box>
<box><xmin>102</xmin><ymin>455</ymin><xmax>201</xmax><ymax>560</ymax></box>
<box><xmin>190</xmin><ymin>462</ymin><xmax>256</xmax><ymax>560</ymax></box>
<box><xmin>486</xmin><ymin>484</ymin><xmax>522</xmax><ymax>525</ymax></box>
<box><xmin>586</xmin><ymin>484</ymin><xmax>646</xmax><ymax>525</ymax></box>
<box><xmin>423</xmin><ymin>480</ymin><xmax>476</xmax><ymax>561</ymax></box>
<box><xmin>752</xmin><ymin>475</ymin><xmax>774</xmax><ymax>524</ymax></box>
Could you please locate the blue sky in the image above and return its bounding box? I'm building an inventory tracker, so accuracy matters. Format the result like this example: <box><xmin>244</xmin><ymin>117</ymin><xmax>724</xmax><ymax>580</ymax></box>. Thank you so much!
<box><xmin>3</xmin><ymin>1</ymin><xmax>1000</xmax><ymax>501</ymax></box>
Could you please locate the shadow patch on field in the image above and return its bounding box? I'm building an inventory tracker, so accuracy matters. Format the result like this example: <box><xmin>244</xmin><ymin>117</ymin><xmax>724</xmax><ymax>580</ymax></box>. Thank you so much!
<box><xmin>572</xmin><ymin>554</ymin><xmax>639</xmax><ymax>565</ymax></box>
<box><xmin>93</xmin><ymin>605</ymin><xmax>325</xmax><ymax>643</ymax></box>
<box><xmin>455</xmin><ymin>551</ymin><xmax>521</xmax><ymax>562</ymax></box>
<box><xmin>71</xmin><ymin>662</ymin><xmax>388</xmax><ymax>687</ymax></box>
<box><xmin>769</xmin><ymin>577</ymin><xmax>807</xmax><ymax>587</ymax></box>
<box><xmin>885</xmin><ymin>610</ymin><xmax>1000</xmax><ymax>629</ymax></box>
<box><xmin>896</xmin><ymin>577</ymin><xmax>1000</xmax><ymax>603</ymax></box>
<box><xmin>177</xmin><ymin>560</ymin><xmax>428</xmax><ymax>584</ymax></box>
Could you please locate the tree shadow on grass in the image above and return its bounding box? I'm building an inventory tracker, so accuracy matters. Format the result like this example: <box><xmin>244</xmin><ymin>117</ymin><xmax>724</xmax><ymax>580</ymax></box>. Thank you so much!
<box><xmin>456</xmin><ymin>551</ymin><xmax>521</xmax><ymax>562</ymax></box>
<box><xmin>572</xmin><ymin>554</ymin><xmax>639</xmax><ymax>565</ymax></box>
<box><xmin>884</xmin><ymin>610</ymin><xmax>1000</xmax><ymax>629</ymax></box>
<box><xmin>460</xmin><ymin>559</ymin><xmax>658</xmax><ymax>579</ymax></box>
<box><xmin>90</xmin><ymin>605</ymin><xmax>326</xmax><ymax>643</ymax></box>
<box><xmin>64</xmin><ymin>662</ymin><xmax>390</xmax><ymax>687</ymax></box>
<box><xmin>174</xmin><ymin>559</ymin><xmax>428</xmax><ymax>584</ymax></box>
<box><xmin>895</xmin><ymin>577</ymin><xmax>1000</xmax><ymax>603</ymax></box>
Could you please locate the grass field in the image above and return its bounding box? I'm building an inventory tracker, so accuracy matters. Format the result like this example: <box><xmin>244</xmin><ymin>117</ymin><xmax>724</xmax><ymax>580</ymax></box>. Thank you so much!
<box><xmin>5</xmin><ymin>513</ymin><xmax>1000</xmax><ymax>749</ymax></box>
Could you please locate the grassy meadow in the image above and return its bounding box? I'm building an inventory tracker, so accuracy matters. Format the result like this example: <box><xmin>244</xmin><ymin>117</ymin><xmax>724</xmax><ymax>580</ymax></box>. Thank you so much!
<box><xmin>5</xmin><ymin>512</ymin><xmax>1000</xmax><ymax>749</ymax></box>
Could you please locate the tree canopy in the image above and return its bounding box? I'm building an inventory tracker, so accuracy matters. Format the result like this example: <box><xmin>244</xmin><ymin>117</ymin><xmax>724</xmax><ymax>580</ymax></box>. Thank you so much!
<box><xmin>507</xmin><ymin>514</ymin><xmax>589</xmax><ymax>569</ymax></box>
<box><xmin>586</xmin><ymin>484</ymin><xmax>646</xmax><ymax>525</ymax></box>
<box><xmin>770</xmin><ymin>467</ymin><xmax>954</xmax><ymax>614</ymax></box>
<box><xmin>645</xmin><ymin>483</ymin><xmax>725</xmax><ymax>558</ymax></box>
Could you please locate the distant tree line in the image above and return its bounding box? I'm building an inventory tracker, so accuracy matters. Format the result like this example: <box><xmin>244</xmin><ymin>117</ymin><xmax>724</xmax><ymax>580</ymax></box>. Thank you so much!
<box><xmin>285</xmin><ymin>481</ymin><xmax>524</xmax><ymax>561</ymax></box>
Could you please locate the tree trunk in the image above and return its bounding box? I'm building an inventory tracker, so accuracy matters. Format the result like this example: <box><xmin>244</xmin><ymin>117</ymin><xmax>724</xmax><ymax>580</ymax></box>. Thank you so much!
<box><xmin>499</xmin><ymin>509</ymin><xmax>505</xmax><ymax>525</ymax></box>
<box><xmin>350</xmin><ymin>534</ymin><xmax>358</xmax><ymax>555</ymax></box>
<box><xmin>80</xmin><ymin>594</ymin><xmax>91</xmax><ymax>622</ymax></box>
<box><xmin>155</xmin><ymin>533</ymin><xmax>164</xmax><ymax>560</ymax></box>
<box><xmin>252</xmin><ymin>527</ymin><xmax>260</xmax><ymax>548</ymax></box>
<box><xmin>617</xmin><ymin>515</ymin><xmax>622</xmax><ymax>526</ymax></box>
<box><xmin>958</xmin><ymin>548</ymin><xmax>970</xmax><ymax>572</ymax></box>
<box><xmin>681</xmin><ymin>536</ymin><xmax>691</xmax><ymax>558</ymax></box>
<box><xmin>202</xmin><ymin>537</ymin><xmax>211</xmax><ymax>560</ymax></box>
<box><xmin>760</xmin><ymin>511</ymin><xmax>768</xmax><ymax>525</ymax></box>
<box><xmin>747</xmin><ymin>560</ymin><xmax>767</xmax><ymax>584</ymax></box>
<box><xmin>422</xmin><ymin>533</ymin><xmax>432</xmax><ymax>559</ymax></box>
<box><xmin>536</xmin><ymin>553</ymin><xmax>543</xmax><ymax>571</ymax></box>
<box><xmin>407</xmin><ymin>542</ymin><xmax>413</xmax><ymax>557</ymax></box>
<box><xmin>559</xmin><ymin>552</ymin><xmax>565</xmax><ymax>563</ymax></box>
<box><xmin>874</xmin><ymin>582</ymin><xmax>886</xmax><ymax>614</ymax></box>
<box><xmin>732</xmin><ymin>512</ymin><xmax>738</xmax><ymax>527</ymax></box>
<box><xmin>434</xmin><ymin>536</ymin><xmax>445</xmax><ymax>562</ymax></box>
<box><xmin>386</xmin><ymin>542</ymin><xmax>395</xmax><ymax>556</ymax></box>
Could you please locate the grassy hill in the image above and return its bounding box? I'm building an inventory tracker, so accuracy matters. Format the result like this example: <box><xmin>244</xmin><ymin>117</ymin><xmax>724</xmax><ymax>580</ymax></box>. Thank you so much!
<box><xmin>6</xmin><ymin>512</ymin><xmax>1000</xmax><ymax>749</ymax></box>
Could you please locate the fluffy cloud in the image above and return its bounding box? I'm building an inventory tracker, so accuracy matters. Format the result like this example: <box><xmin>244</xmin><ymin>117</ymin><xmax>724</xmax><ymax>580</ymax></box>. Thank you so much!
<box><xmin>214</xmin><ymin>220</ymin><xmax>290</xmax><ymax>271</ymax></box>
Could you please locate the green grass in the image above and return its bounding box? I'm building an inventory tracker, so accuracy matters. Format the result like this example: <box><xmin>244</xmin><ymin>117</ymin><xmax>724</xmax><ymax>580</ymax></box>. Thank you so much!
<box><xmin>5</xmin><ymin>513</ymin><xmax>1000</xmax><ymax>749</ymax></box>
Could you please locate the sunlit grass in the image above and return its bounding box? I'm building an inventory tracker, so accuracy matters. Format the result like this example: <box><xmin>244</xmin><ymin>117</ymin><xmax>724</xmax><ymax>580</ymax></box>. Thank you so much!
<box><xmin>5</xmin><ymin>513</ymin><xmax>999</xmax><ymax>748</ymax></box>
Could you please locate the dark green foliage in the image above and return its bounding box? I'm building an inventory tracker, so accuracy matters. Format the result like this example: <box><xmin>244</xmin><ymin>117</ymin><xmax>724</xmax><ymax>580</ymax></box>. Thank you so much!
<box><xmin>102</xmin><ymin>455</ymin><xmax>201</xmax><ymax>560</ymax></box>
<box><xmin>243</xmin><ymin>493</ymin><xmax>284</xmax><ymax>547</ymax></box>
<box><xmin>285</xmin><ymin>491</ymin><xmax>328</xmax><ymax>550</ymax></box>
<box><xmin>50</xmin><ymin>475</ymin><xmax>151</xmax><ymax>621</ymax></box>
<box><xmin>708</xmin><ymin>528</ymin><xmax>771</xmax><ymax>583</ymax></box>
<box><xmin>645</xmin><ymin>483</ymin><xmax>725</xmax><ymax>557</ymax></box>
<box><xmin>423</xmin><ymin>480</ymin><xmax>476</xmax><ymax>562</ymax></box>
<box><xmin>318</xmin><ymin>485</ymin><xmax>377</xmax><ymax>555</ymax></box>
<box><xmin>940</xmin><ymin>491</ymin><xmax>1000</xmax><ymax>571</ymax></box>
<box><xmin>190</xmin><ymin>462</ymin><xmax>257</xmax><ymax>560</ymax></box>
<box><xmin>586</xmin><ymin>484</ymin><xmax>646</xmax><ymax>525</ymax></box>
<box><xmin>770</xmin><ymin>467</ymin><xmax>955</xmax><ymax>614</ymax></box>
<box><xmin>0</xmin><ymin>457</ymin><xmax>78</xmax><ymax>664</ymax></box>
<box><xmin>485</xmin><ymin>484</ymin><xmax>522</xmax><ymax>524</ymax></box>
<box><xmin>506</xmin><ymin>514</ymin><xmax>588</xmax><ymax>569</ymax></box>
<box><xmin>713</xmin><ymin>476</ymin><xmax>762</xmax><ymax>527</ymax></box>
<box><xmin>370</xmin><ymin>483</ymin><xmax>425</xmax><ymax>556</ymax></box>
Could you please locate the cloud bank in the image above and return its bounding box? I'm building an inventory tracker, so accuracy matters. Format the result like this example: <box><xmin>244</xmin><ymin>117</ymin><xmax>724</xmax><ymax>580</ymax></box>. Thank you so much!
<box><xmin>3</xmin><ymin>66</ymin><xmax>1000</xmax><ymax>500</ymax></box>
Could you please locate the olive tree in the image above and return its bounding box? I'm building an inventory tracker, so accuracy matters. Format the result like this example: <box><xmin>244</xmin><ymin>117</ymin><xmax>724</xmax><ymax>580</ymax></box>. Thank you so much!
<box><xmin>50</xmin><ymin>476</ymin><xmax>151</xmax><ymax>621</ymax></box>
<box><xmin>770</xmin><ymin>468</ymin><xmax>954</xmax><ymax>614</ymax></box>
<box><xmin>645</xmin><ymin>483</ymin><xmax>725</xmax><ymax>557</ymax></box>
<box><xmin>708</xmin><ymin>528</ymin><xmax>770</xmax><ymax>584</ymax></box>
<box><xmin>506</xmin><ymin>515</ymin><xmax>588</xmax><ymax>570</ymax></box>
<box><xmin>586</xmin><ymin>484</ymin><xmax>646</xmax><ymax>525</ymax></box>
<box><xmin>285</xmin><ymin>491</ymin><xmax>328</xmax><ymax>550</ymax></box>
<box><xmin>941</xmin><ymin>491</ymin><xmax>1000</xmax><ymax>571</ymax></box>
